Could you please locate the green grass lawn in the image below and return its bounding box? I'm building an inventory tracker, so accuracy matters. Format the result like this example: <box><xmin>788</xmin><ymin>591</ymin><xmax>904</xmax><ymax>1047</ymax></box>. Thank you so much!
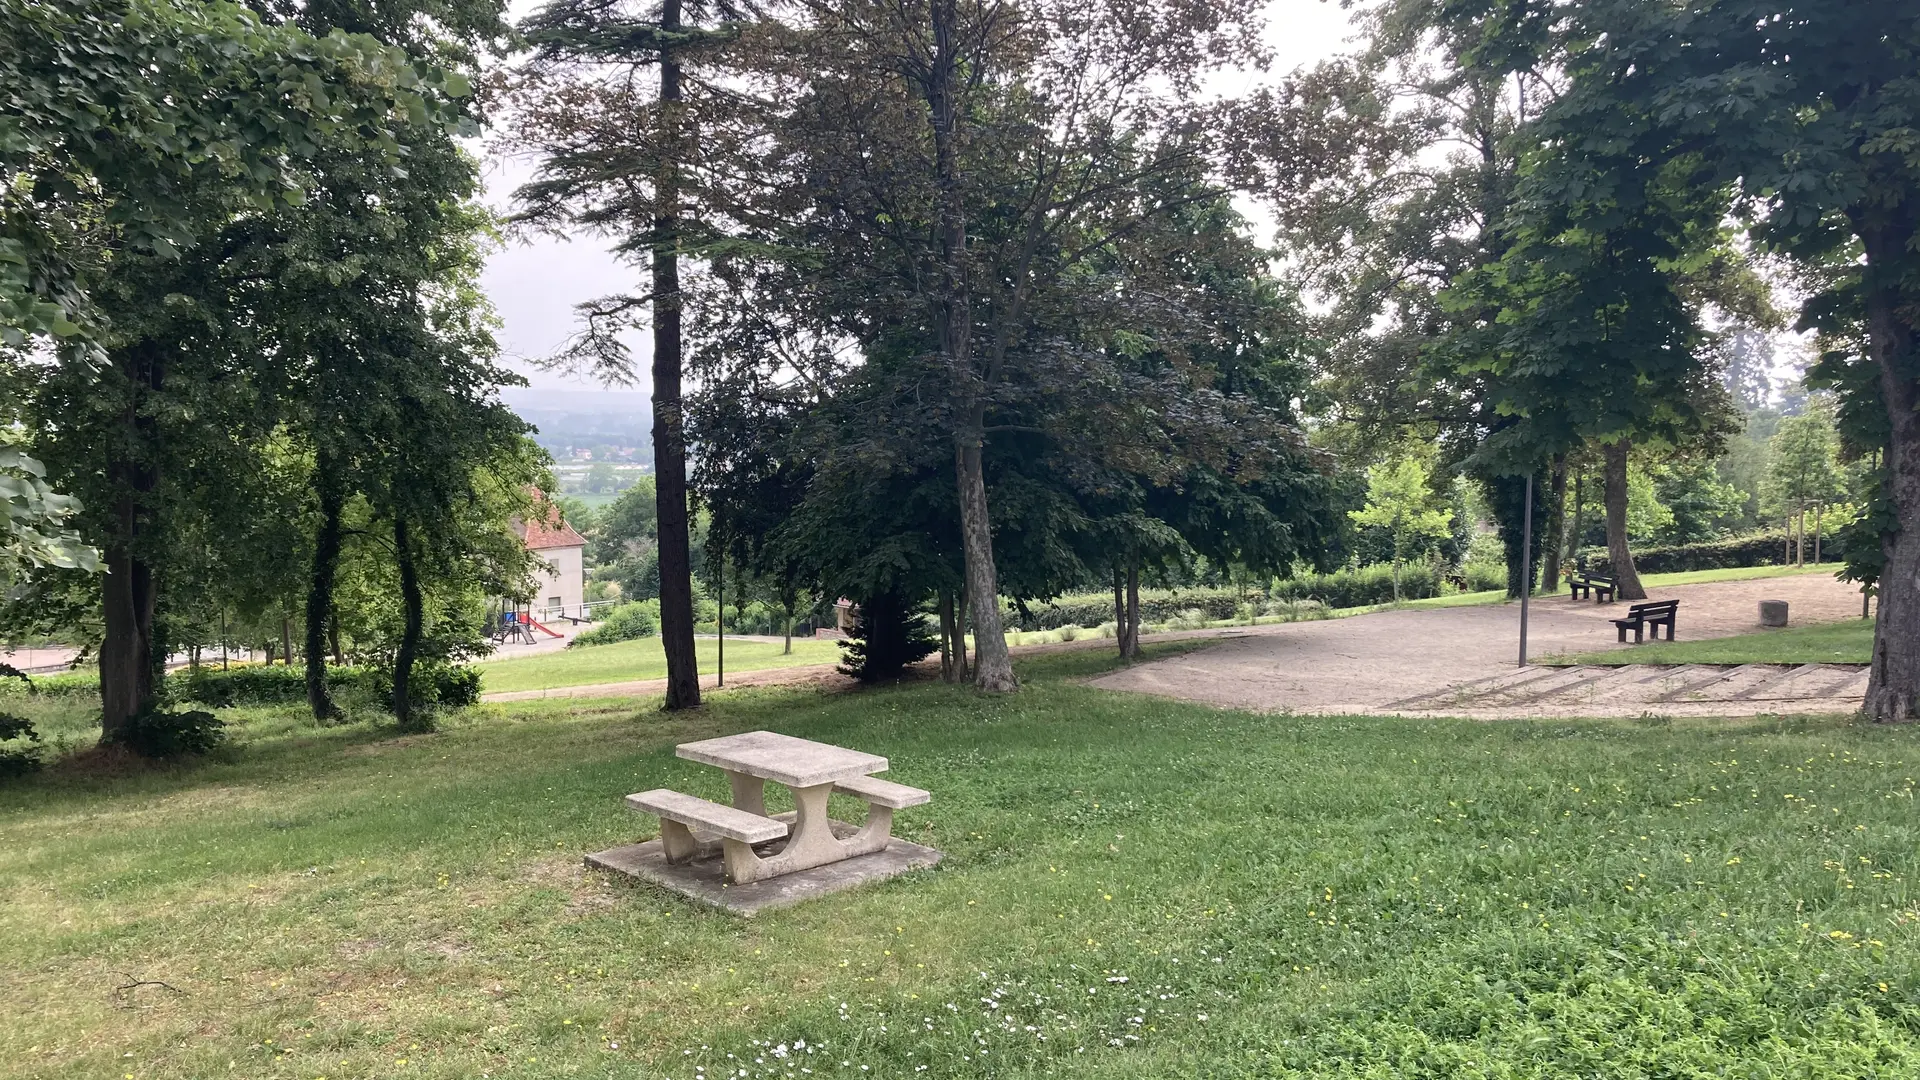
<box><xmin>1547</xmin><ymin>618</ymin><xmax>1876</xmax><ymax>667</ymax></box>
<box><xmin>1639</xmin><ymin>562</ymin><xmax>1845</xmax><ymax>587</ymax></box>
<box><xmin>4</xmin><ymin>646</ymin><xmax>1918</xmax><ymax>1079</ymax></box>
<box><xmin>478</xmin><ymin>634</ymin><xmax>843</xmax><ymax>694</ymax></box>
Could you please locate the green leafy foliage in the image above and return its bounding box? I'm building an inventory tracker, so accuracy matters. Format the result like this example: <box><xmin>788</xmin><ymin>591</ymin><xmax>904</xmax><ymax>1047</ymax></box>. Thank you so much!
<box><xmin>0</xmin><ymin>446</ymin><xmax>98</xmax><ymax>582</ymax></box>
<box><xmin>1270</xmin><ymin>562</ymin><xmax>1449</xmax><ymax>609</ymax></box>
<box><xmin>0</xmin><ymin>710</ymin><xmax>42</xmax><ymax>777</ymax></box>
<box><xmin>112</xmin><ymin>707</ymin><xmax>225</xmax><ymax>759</ymax></box>
<box><xmin>837</xmin><ymin>593</ymin><xmax>938</xmax><ymax>683</ymax></box>
<box><xmin>170</xmin><ymin>663</ymin><xmax>480</xmax><ymax>710</ymax></box>
<box><xmin>1267</xmin><ymin>934</ymin><xmax>1915</xmax><ymax>1079</ymax></box>
<box><xmin>0</xmin><ymin>0</ymin><xmax>458</xmax><ymax>342</ymax></box>
<box><xmin>1349</xmin><ymin>455</ymin><xmax>1454</xmax><ymax>601</ymax></box>
<box><xmin>365</xmin><ymin>662</ymin><xmax>481</xmax><ymax>714</ymax></box>
<box><xmin>1576</xmin><ymin>531</ymin><xmax>1837</xmax><ymax>577</ymax></box>
<box><xmin>569</xmin><ymin>601</ymin><xmax>660</xmax><ymax>647</ymax></box>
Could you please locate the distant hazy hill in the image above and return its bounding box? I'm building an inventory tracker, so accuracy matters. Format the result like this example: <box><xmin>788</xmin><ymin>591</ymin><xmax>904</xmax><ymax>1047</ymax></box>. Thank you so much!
<box><xmin>502</xmin><ymin>388</ymin><xmax>653</xmax><ymax>464</ymax></box>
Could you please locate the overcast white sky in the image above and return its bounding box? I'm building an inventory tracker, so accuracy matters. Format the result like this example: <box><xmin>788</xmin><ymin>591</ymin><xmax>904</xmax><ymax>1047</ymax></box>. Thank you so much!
<box><xmin>479</xmin><ymin>0</ymin><xmax>1365</xmax><ymax>396</ymax></box>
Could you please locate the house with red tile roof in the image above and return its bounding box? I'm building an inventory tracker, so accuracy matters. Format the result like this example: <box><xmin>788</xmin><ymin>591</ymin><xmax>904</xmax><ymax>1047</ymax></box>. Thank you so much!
<box><xmin>514</xmin><ymin>493</ymin><xmax>587</xmax><ymax>619</ymax></box>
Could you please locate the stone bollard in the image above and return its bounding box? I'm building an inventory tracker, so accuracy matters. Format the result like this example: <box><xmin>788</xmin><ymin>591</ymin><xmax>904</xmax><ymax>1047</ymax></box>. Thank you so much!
<box><xmin>1759</xmin><ymin>599</ymin><xmax>1789</xmax><ymax>628</ymax></box>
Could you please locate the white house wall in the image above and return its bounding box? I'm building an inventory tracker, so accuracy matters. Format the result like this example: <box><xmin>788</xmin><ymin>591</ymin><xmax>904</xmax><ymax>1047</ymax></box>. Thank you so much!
<box><xmin>530</xmin><ymin>544</ymin><xmax>586</xmax><ymax>619</ymax></box>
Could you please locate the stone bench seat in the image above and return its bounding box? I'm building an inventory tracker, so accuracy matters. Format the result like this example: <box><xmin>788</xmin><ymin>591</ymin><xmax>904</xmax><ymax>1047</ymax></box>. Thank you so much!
<box><xmin>833</xmin><ymin>774</ymin><xmax>931</xmax><ymax>809</ymax></box>
<box><xmin>627</xmin><ymin>789</ymin><xmax>787</xmax><ymax>844</ymax></box>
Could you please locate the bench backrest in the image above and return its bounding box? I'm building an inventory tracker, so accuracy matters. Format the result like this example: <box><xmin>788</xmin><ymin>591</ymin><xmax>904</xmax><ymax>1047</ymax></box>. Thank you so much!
<box><xmin>1627</xmin><ymin>600</ymin><xmax>1678</xmax><ymax>617</ymax></box>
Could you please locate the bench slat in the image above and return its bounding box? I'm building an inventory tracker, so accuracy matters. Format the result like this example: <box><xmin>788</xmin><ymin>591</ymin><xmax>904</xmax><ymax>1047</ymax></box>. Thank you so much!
<box><xmin>626</xmin><ymin>789</ymin><xmax>788</xmax><ymax>843</ymax></box>
<box><xmin>833</xmin><ymin>774</ymin><xmax>931</xmax><ymax>809</ymax></box>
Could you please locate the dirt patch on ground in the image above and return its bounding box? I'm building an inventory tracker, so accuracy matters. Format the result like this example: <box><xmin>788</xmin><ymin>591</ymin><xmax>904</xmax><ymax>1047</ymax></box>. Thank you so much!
<box><xmin>1089</xmin><ymin>573</ymin><xmax>1870</xmax><ymax>718</ymax></box>
<box><xmin>520</xmin><ymin>852</ymin><xmax>628</xmax><ymax>917</ymax></box>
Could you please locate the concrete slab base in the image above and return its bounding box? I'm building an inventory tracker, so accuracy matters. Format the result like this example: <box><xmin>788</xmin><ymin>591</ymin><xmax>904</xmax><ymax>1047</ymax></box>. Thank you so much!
<box><xmin>586</xmin><ymin>819</ymin><xmax>942</xmax><ymax>915</ymax></box>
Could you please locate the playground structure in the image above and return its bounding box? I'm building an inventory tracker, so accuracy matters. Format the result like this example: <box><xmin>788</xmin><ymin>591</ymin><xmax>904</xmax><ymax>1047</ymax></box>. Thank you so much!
<box><xmin>487</xmin><ymin>600</ymin><xmax>564</xmax><ymax>646</ymax></box>
<box><xmin>486</xmin><ymin>598</ymin><xmax>617</xmax><ymax>645</ymax></box>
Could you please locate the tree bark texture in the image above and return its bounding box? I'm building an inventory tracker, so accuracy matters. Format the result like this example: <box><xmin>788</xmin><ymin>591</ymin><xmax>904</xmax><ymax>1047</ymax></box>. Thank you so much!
<box><xmin>1859</xmin><ymin>222</ymin><xmax>1920</xmax><ymax>721</ymax></box>
<box><xmin>1539</xmin><ymin>457</ymin><xmax>1568</xmax><ymax>593</ymax></box>
<box><xmin>937</xmin><ymin>588</ymin><xmax>958</xmax><ymax>681</ymax></box>
<box><xmin>392</xmin><ymin>513</ymin><xmax>426</xmax><ymax>730</ymax></box>
<box><xmin>1122</xmin><ymin>565</ymin><xmax>1142</xmax><ymax>660</ymax></box>
<box><xmin>652</xmin><ymin>0</ymin><xmax>702</xmax><ymax>711</ymax></box>
<box><xmin>1602</xmin><ymin>440</ymin><xmax>1648</xmax><ymax>601</ymax></box>
<box><xmin>99</xmin><ymin>341</ymin><xmax>164</xmax><ymax>742</ymax></box>
<box><xmin>1112</xmin><ymin>570</ymin><xmax>1125</xmax><ymax>659</ymax></box>
<box><xmin>1567</xmin><ymin>466</ymin><xmax>1586</xmax><ymax>572</ymax></box>
<box><xmin>955</xmin><ymin>437</ymin><xmax>1016</xmax><ymax>689</ymax></box>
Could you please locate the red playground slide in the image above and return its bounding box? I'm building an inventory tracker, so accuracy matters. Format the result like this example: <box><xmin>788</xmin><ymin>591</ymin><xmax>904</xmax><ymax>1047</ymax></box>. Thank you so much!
<box><xmin>526</xmin><ymin>618</ymin><xmax>563</xmax><ymax>638</ymax></box>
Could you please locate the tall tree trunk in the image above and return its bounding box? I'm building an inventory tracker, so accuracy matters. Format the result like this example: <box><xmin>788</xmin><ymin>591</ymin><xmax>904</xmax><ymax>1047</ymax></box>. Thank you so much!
<box><xmin>392</xmin><ymin>513</ymin><xmax>426</xmax><ymax>730</ymax></box>
<box><xmin>280</xmin><ymin>615</ymin><xmax>292</xmax><ymax>666</ymax></box>
<box><xmin>1112</xmin><ymin>568</ymin><xmax>1125</xmax><ymax>659</ymax></box>
<box><xmin>922</xmin><ymin>0</ymin><xmax>1015</xmax><ymax>694</ymax></box>
<box><xmin>1603</xmin><ymin>439</ymin><xmax>1647</xmax><ymax>601</ymax></box>
<box><xmin>305</xmin><ymin>460</ymin><xmax>344</xmax><ymax>720</ymax></box>
<box><xmin>1815</xmin><ymin>502</ymin><xmax>1824</xmax><ymax>564</ymax></box>
<box><xmin>100</xmin><ymin>534</ymin><xmax>158</xmax><ymax>741</ymax></box>
<box><xmin>1540</xmin><ymin>457</ymin><xmax>1568</xmax><ymax>593</ymax></box>
<box><xmin>652</xmin><ymin>0</ymin><xmax>701</xmax><ymax>711</ymax></box>
<box><xmin>955</xmin><ymin>435</ymin><xmax>1015</xmax><ymax>689</ymax></box>
<box><xmin>954</xmin><ymin>582</ymin><xmax>970</xmax><ymax>682</ymax></box>
<box><xmin>1567</xmin><ymin>464</ymin><xmax>1586</xmax><ymax>573</ymax></box>
<box><xmin>937</xmin><ymin>588</ymin><xmax>954</xmax><ymax>680</ymax></box>
<box><xmin>1122</xmin><ymin>564</ymin><xmax>1141</xmax><ymax>659</ymax></box>
<box><xmin>330</xmin><ymin>614</ymin><xmax>343</xmax><ymax>665</ymax></box>
<box><xmin>99</xmin><ymin>340</ymin><xmax>164</xmax><ymax>743</ymax></box>
<box><xmin>1858</xmin><ymin>221</ymin><xmax>1920</xmax><ymax>722</ymax></box>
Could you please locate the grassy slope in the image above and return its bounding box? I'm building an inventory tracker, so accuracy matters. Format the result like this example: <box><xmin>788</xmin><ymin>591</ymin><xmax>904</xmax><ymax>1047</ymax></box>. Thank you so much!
<box><xmin>478</xmin><ymin>635</ymin><xmax>843</xmax><ymax>693</ymax></box>
<box><xmin>4</xmin><ymin>647</ymin><xmax>1918</xmax><ymax>1080</ymax></box>
<box><xmin>1549</xmin><ymin>618</ymin><xmax>1875</xmax><ymax>667</ymax></box>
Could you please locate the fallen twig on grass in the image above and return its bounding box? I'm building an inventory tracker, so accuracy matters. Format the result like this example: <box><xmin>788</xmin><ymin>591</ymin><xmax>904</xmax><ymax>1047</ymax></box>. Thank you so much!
<box><xmin>113</xmin><ymin>972</ymin><xmax>186</xmax><ymax>1009</ymax></box>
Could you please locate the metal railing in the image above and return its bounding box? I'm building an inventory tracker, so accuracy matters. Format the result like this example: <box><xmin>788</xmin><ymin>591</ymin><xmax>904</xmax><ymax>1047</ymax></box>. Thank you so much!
<box><xmin>531</xmin><ymin>600</ymin><xmax>619</xmax><ymax>625</ymax></box>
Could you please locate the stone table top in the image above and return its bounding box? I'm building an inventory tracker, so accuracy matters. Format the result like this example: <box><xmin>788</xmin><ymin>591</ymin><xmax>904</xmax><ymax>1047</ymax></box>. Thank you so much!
<box><xmin>676</xmin><ymin>730</ymin><xmax>888</xmax><ymax>789</ymax></box>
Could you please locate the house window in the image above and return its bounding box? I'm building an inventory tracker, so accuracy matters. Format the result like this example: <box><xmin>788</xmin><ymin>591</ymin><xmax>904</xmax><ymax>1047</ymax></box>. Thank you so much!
<box><xmin>547</xmin><ymin>596</ymin><xmax>562</xmax><ymax>613</ymax></box>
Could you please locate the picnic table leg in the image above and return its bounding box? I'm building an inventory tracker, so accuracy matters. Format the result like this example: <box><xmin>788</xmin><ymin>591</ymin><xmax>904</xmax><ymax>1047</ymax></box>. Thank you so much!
<box><xmin>842</xmin><ymin>803</ymin><xmax>896</xmax><ymax>858</ymax></box>
<box><xmin>727</xmin><ymin>770</ymin><xmax>767</xmax><ymax>816</ymax></box>
<box><xmin>659</xmin><ymin>819</ymin><xmax>698</xmax><ymax>865</ymax></box>
<box><xmin>745</xmin><ymin>782</ymin><xmax>846</xmax><ymax>881</ymax></box>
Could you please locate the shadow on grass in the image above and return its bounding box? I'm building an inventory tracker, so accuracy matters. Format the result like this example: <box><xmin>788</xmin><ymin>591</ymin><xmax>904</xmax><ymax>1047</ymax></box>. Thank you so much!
<box><xmin>3</xmin><ymin>642</ymin><xmax>1168</xmax><ymax>811</ymax></box>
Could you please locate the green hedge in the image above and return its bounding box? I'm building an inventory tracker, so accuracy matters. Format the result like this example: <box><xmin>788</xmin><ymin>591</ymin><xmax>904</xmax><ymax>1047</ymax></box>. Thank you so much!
<box><xmin>570</xmin><ymin>601</ymin><xmax>659</xmax><ymax>647</ymax></box>
<box><xmin>1011</xmin><ymin>588</ymin><xmax>1245</xmax><ymax>631</ymax></box>
<box><xmin>173</xmin><ymin>663</ymin><xmax>481</xmax><ymax>709</ymax></box>
<box><xmin>1011</xmin><ymin>561</ymin><xmax>1477</xmax><ymax>630</ymax></box>
<box><xmin>1577</xmin><ymin>531</ymin><xmax>1824</xmax><ymax>576</ymax></box>
<box><xmin>0</xmin><ymin>663</ymin><xmax>483</xmax><ymax>709</ymax></box>
<box><xmin>0</xmin><ymin>670</ymin><xmax>98</xmax><ymax>699</ymax></box>
<box><xmin>1271</xmin><ymin>562</ymin><xmax>1447</xmax><ymax>608</ymax></box>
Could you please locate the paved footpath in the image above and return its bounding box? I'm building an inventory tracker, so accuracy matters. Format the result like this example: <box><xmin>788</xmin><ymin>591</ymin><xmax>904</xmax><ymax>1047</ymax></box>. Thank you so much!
<box><xmin>1088</xmin><ymin>573</ymin><xmax>1871</xmax><ymax>718</ymax></box>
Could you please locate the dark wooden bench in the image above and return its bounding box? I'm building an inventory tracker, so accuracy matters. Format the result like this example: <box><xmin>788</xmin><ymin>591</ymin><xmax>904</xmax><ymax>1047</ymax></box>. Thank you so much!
<box><xmin>1567</xmin><ymin>571</ymin><xmax>1616</xmax><ymax>603</ymax></box>
<box><xmin>1612</xmin><ymin>599</ymin><xmax>1678</xmax><ymax>643</ymax></box>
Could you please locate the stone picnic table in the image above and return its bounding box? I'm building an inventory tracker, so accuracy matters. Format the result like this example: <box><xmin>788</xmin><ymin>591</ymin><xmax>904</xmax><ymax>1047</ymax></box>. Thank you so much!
<box><xmin>627</xmin><ymin>730</ymin><xmax>930</xmax><ymax>885</ymax></box>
